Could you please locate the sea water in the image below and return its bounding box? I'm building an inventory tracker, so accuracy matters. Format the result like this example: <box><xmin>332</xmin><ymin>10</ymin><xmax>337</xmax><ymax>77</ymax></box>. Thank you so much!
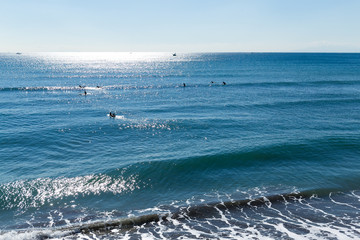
<box><xmin>0</xmin><ymin>52</ymin><xmax>360</xmax><ymax>239</ymax></box>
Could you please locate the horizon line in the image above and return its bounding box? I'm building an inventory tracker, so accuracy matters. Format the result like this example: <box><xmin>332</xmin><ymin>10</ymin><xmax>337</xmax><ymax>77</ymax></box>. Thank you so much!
<box><xmin>2</xmin><ymin>51</ymin><xmax>360</xmax><ymax>54</ymax></box>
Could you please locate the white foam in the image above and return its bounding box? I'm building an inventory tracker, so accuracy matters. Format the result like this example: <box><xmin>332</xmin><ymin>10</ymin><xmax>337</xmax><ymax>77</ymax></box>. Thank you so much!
<box><xmin>0</xmin><ymin>230</ymin><xmax>40</xmax><ymax>240</ymax></box>
<box><xmin>107</xmin><ymin>114</ymin><xmax>125</xmax><ymax>119</ymax></box>
<box><xmin>84</xmin><ymin>87</ymin><xmax>103</xmax><ymax>90</ymax></box>
<box><xmin>5</xmin><ymin>190</ymin><xmax>360</xmax><ymax>239</ymax></box>
<box><xmin>0</xmin><ymin>229</ymin><xmax>73</xmax><ymax>240</ymax></box>
<box><xmin>115</xmin><ymin>115</ymin><xmax>125</xmax><ymax>119</ymax></box>
<box><xmin>329</xmin><ymin>192</ymin><xmax>360</xmax><ymax>210</ymax></box>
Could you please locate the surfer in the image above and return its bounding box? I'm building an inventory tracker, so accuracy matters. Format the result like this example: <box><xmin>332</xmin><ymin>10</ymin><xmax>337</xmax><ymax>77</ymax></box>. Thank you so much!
<box><xmin>222</xmin><ymin>81</ymin><xmax>226</xmax><ymax>85</ymax></box>
<box><xmin>183</xmin><ymin>83</ymin><xmax>186</xmax><ymax>87</ymax></box>
<box><xmin>109</xmin><ymin>112</ymin><xmax>116</xmax><ymax>118</ymax></box>
<box><xmin>84</xmin><ymin>90</ymin><xmax>87</xmax><ymax>95</ymax></box>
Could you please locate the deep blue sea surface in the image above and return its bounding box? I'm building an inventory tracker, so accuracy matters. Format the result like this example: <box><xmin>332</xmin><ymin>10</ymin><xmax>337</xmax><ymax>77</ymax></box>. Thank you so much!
<box><xmin>1</xmin><ymin>52</ymin><xmax>360</xmax><ymax>239</ymax></box>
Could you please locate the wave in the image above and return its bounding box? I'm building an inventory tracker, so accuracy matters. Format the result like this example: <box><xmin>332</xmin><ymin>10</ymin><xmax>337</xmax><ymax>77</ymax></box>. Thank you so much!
<box><xmin>0</xmin><ymin>84</ymin><xmax>180</xmax><ymax>92</ymax></box>
<box><xmin>126</xmin><ymin>135</ymin><xmax>360</xmax><ymax>173</ymax></box>
<box><xmin>1</xmin><ymin>188</ymin><xmax>354</xmax><ymax>240</ymax></box>
<box><xmin>230</xmin><ymin>97</ymin><xmax>360</xmax><ymax>110</ymax></box>
<box><xmin>1</xmin><ymin>78</ymin><xmax>359</xmax><ymax>93</ymax></box>
<box><xmin>0</xmin><ymin>86</ymin><xmax>77</xmax><ymax>92</ymax></box>
<box><xmin>62</xmin><ymin>191</ymin><xmax>323</xmax><ymax>234</ymax></box>
<box><xmin>2</xmin><ymin>135</ymin><xmax>359</xmax><ymax>212</ymax></box>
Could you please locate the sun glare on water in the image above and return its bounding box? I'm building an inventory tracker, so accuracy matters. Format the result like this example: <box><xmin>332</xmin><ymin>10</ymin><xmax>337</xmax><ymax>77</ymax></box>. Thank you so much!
<box><xmin>36</xmin><ymin>52</ymin><xmax>177</xmax><ymax>62</ymax></box>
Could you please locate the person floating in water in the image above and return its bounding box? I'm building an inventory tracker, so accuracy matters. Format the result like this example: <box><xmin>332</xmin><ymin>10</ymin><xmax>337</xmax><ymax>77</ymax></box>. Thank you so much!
<box><xmin>109</xmin><ymin>112</ymin><xmax>116</xmax><ymax>118</ymax></box>
<box><xmin>210</xmin><ymin>81</ymin><xmax>215</xmax><ymax>84</ymax></box>
<box><xmin>222</xmin><ymin>81</ymin><xmax>226</xmax><ymax>85</ymax></box>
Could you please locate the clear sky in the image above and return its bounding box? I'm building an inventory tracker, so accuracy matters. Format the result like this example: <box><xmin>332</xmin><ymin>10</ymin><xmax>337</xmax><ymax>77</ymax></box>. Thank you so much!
<box><xmin>1</xmin><ymin>0</ymin><xmax>360</xmax><ymax>52</ymax></box>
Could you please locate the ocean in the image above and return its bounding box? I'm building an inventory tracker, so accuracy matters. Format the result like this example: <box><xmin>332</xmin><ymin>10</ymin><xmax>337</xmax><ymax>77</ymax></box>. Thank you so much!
<box><xmin>0</xmin><ymin>52</ymin><xmax>360</xmax><ymax>239</ymax></box>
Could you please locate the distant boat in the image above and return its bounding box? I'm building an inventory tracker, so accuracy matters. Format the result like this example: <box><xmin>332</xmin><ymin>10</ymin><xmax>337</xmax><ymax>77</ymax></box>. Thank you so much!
<box><xmin>16</xmin><ymin>52</ymin><xmax>22</xmax><ymax>55</ymax></box>
<box><xmin>173</xmin><ymin>53</ymin><xmax>176</xmax><ymax>57</ymax></box>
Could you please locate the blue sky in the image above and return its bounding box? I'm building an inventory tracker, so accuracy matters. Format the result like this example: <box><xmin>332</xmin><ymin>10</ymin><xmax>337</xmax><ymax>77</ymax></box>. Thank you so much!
<box><xmin>1</xmin><ymin>0</ymin><xmax>360</xmax><ymax>52</ymax></box>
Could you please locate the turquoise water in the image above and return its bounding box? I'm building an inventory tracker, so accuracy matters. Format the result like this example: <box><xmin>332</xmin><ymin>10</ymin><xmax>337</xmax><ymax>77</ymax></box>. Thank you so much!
<box><xmin>1</xmin><ymin>52</ymin><xmax>360</xmax><ymax>239</ymax></box>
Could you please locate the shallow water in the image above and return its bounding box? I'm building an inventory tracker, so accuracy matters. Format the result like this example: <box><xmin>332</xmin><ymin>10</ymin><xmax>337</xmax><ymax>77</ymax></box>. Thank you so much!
<box><xmin>1</xmin><ymin>52</ymin><xmax>360</xmax><ymax>239</ymax></box>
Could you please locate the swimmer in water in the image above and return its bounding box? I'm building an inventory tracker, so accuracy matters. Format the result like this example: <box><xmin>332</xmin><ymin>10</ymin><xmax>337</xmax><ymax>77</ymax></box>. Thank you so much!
<box><xmin>84</xmin><ymin>91</ymin><xmax>87</xmax><ymax>95</ymax></box>
<box><xmin>109</xmin><ymin>112</ymin><xmax>116</xmax><ymax>118</ymax></box>
<box><xmin>222</xmin><ymin>81</ymin><xmax>226</xmax><ymax>85</ymax></box>
<box><xmin>183</xmin><ymin>83</ymin><xmax>186</xmax><ymax>87</ymax></box>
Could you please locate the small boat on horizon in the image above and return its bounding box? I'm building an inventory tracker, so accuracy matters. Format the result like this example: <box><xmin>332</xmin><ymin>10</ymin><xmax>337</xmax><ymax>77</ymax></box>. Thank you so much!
<box><xmin>16</xmin><ymin>52</ymin><xmax>22</xmax><ymax>55</ymax></box>
<box><xmin>173</xmin><ymin>53</ymin><xmax>176</xmax><ymax>56</ymax></box>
